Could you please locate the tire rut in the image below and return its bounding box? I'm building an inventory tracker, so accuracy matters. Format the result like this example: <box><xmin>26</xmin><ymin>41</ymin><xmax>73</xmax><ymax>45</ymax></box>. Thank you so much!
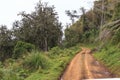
<box><xmin>60</xmin><ymin>47</ymin><xmax>114</xmax><ymax>80</ymax></box>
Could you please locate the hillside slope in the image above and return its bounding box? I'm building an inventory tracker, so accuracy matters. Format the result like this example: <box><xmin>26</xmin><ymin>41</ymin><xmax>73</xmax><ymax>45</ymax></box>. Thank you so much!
<box><xmin>64</xmin><ymin>0</ymin><xmax>120</xmax><ymax>77</ymax></box>
<box><xmin>61</xmin><ymin>48</ymin><xmax>113</xmax><ymax>80</ymax></box>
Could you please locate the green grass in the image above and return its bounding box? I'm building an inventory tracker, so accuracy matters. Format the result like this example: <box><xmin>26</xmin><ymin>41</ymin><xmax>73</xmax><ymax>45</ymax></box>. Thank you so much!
<box><xmin>25</xmin><ymin>45</ymin><xmax>81</xmax><ymax>80</ymax></box>
<box><xmin>0</xmin><ymin>44</ymin><xmax>83</xmax><ymax>80</ymax></box>
<box><xmin>1</xmin><ymin>43</ymin><xmax>120</xmax><ymax>79</ymax></box>
<box><xmin>2</xmin><ymin>43</ymin><xmax>120</xmax><ymax>79</ymax></box>
<box><xmin>0</xmin><ymin>44</ymin><xmax>81</xmax><ymax>80</ymax></box>
<box><xmin>94</xmin><ymin>45</ymin><xmax>120</xmax><ymax>77</ymax></box>
<box><xmin>23</xmin><ymin>51</ymin><xmax>50</xmax><ymax>70</ymax></box>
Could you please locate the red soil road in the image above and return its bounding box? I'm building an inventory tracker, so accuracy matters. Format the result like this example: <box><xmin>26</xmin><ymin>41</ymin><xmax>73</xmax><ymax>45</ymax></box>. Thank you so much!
<box><xmin>61</xmin><ymin>47</ymin><xmax>113</xmax><ymax>80</ymax></box>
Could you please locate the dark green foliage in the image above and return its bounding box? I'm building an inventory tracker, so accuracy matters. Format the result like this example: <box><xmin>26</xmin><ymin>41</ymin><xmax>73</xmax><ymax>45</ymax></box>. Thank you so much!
<box><xmin>0</xmin><ymin>1</ymin><xmax>61</xmax><ymax>61</ymax></box>
<box><xmin>0</xmin><ymin>25</ymin><xmax>15</xmax><ymax>61</ymax></box>
<box><xmin>13</xmin><ymin>1</ymin><xmax>62</xmax><ymax>51</ymax></box>
<box><xmin>64</xmin><ymin>0</ymin><xmax>120</xmax><ymax>48</ymax></box>
<box><xmin>64</xmin><ymin>28</ymin><xmax>80</xmax><ymax>47</ymax></box>
<box><xmin>112</xmin><ymin>29</ymin><xmax>120</xmax><ymax>44</ymax></box>
<box><xmin>0</xmin><ymin>0</ymin><xmax>120</xmax><ymax>79</ymax></box>
<box><xmin>113</xmin><ymin>2</ymin><xmax>120</xmax><ymax>20</ymax></box>
<box><xmin>64</xmin><ymin>13</ymin><xmax>98</xmax><ymax>47</ymax></box>
<box><xmin>65</xmin><ymin>10</ymin><xmax>79</xmax><ymax>24</ymax></box>
<box><xmin>13</xmin><ymin>41</ymin><xmax>35</xmax><ymax>58</ymax></box>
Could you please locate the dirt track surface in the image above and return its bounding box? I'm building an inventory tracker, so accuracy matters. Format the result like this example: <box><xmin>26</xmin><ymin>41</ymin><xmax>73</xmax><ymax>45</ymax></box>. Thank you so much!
<box><xmin>61</xmin><ymin>47</ymin><xmax>113</xmax><ymax>80</ymax></box>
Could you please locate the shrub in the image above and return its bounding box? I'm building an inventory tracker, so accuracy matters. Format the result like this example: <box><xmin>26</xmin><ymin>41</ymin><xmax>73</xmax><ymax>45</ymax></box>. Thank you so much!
<box><xmin>111</xmin><ymin>29</ymin><xmax>120</xmax><ymax>44</ymax></box>
<box><xmin>94</xmin><ymin>45</ymin><xmax>120</xmax><ymax>76</ymax></box>
<box><xmin>50</xmin><ymin>47</ymin><xmax>61</xmax><ymax>55</ymax></box>
<box><xmin>23</xmin><ymin>52</ymin><xmax>50</xmax><ymax>71</ymax></box>
<box><xmin>113</xmin><ymin>2</ymin><xmax>120</xmax><ymax>20</ymax></box>
<box><xmin>0</xmin><ymin>69</ymin><xmax>3</xmax><ymax>79</ymax></box>
<box><xmin>0</xmin><ymin>68</ymin><xmax>23</xmax><ymax>80</ymax></box>
<box><xmin>13</xmin><ymin>41</ymin><xmax>35</xmax><ymax>58</ymax></box>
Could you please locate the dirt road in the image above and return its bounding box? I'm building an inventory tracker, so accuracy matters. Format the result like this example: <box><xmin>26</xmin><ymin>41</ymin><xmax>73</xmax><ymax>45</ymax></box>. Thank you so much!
<box><xmin>61</xmin><ymin>47</ymin><xmax>113</xmax><ymax>80</ymax></box>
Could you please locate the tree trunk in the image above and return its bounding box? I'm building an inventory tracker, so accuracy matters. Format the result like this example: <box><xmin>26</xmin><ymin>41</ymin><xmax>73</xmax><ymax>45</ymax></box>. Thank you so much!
<box><xmin>44</xmin><ymin>37</ymin><xmax>48</xmax><ymax>51</ymax></box>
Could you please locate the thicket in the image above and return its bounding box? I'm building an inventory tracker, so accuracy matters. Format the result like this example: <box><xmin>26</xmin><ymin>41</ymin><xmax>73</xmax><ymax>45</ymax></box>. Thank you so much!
<box><xmin>64</xmin><ymin>0</ymin><xmax>120</xmax><ymax>47</ymax></box>
<box><xmin>0</xmin><ymin>1</ymin><xmax>62</xmax><ymax>61</ymax></box>
<box><xmin>13</xmin><ymin>41</ymin><xmax>35</xmax><ymax>58</ymax></box>
<box><xmin>0</xmin><ymin>45</ymin><xmax>80</xmax><ymax>80</ymax></box>
<box><xmin>64</xmin><ymin>1</ymin><xmax>120</xmax><ymax>77</ymax></box>
<box><xmin>94</xmin><ymin>45</ymin><xmax>120</xmax><ymax>77</ymax></box>
<box><xmin>25</xmin><ymin>45</ymin><xmax>80</xmax><ymax>80</ymax></box>
<box><xmin>0</xmin><ymin>26</ymin><xmax>15</xmax><ymax>61</ymax></box>
<box><xmin>112</xmin><ymin>2</ymin><xmax>120</xmax><ymax>20</ymax></box>
<box><xmin>0</xmin><ymin>0</ymin><xmax>120</xmax><ymax>79</ymax></box>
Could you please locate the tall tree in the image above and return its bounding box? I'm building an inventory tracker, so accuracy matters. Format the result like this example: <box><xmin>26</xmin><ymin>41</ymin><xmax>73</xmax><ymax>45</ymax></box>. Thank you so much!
<box><xmin>0</xmin><ymin>25</ymin><xmax>14</xmax><ymax>61</ymax></box>
<box><xmin>80</xmin><ymin>7</ymin><xmax>89</xmax><ymax>32</ymax></box>
<box><xmin>13</xmin><ymin>1</ymin><xmax>62</xmax><ymax>51</ymax></box>
<box><xmin>65</xmin><ymin>10</ymin><xmax>79</xmax><ymax>24</ymax></box>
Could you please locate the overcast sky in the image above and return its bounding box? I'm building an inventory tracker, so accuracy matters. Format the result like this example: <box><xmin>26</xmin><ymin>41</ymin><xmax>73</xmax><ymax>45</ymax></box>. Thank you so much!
<box><xmin>0</xmin><ymin>0</ymin><xmax>96</xmax><ymax>29</ymax></box>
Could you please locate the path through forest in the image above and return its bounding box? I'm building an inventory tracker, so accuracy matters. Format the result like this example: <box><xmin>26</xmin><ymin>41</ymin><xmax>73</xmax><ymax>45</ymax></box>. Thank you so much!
<box><xmin>61</xmin><ymin>47</ymin><xmax>113</xmax><ymax>80</ymax></box>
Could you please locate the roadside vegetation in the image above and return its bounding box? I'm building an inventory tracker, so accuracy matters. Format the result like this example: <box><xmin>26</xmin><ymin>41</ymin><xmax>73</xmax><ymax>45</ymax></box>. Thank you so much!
<box><xmin>0</xmin><ymin>0</ymin><xmax>120</xmax><ymax>79</ymax></box>
<box><xmin>63</xmin><ymin>0</ymin><xmax>120</xmax><ymax>77</ymax></box>
<box><xmin>94</xmin><ymin>45</ymin><xmax>120</xmax><ymax>77</ymax></box>
<box><xmin>0</xmin><ymin>45</ymin><xmax>80</xmax><ymax>80</ymax></box>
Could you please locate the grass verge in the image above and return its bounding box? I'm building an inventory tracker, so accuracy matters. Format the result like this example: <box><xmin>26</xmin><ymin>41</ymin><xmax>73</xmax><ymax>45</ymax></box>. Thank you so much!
<box><xmin>25</xmin><ymin>45</ymin><xmax>81</xmax><ymax>80</ymax></box>
<box><xmin>94</xmin><ymin>45</ymin><xmax>120</xmax><ymax>77</ymax></box>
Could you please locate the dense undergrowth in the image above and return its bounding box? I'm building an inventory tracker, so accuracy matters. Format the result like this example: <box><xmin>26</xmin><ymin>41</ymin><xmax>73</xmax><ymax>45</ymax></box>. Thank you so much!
<box><xmin>0</xmin><ymin>0</ymin><xmax>120</xmax><ymax>79</ymax></box>
<box><xmin>94</xmin><ymin>44</ymin><xmax>120</xmax><ymax>77</ymax></box>
<box><xmin>0</xmin><ymin>45</ymin><xmax>81</xmax><ymax>80</ymax></box>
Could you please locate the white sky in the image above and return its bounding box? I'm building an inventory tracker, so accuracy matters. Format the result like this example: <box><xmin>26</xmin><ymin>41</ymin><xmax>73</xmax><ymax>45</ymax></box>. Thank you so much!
<box><xmin>0</xmin><ymin>0</ymin><xmax>96</xmax><ymax>29</ymax></box>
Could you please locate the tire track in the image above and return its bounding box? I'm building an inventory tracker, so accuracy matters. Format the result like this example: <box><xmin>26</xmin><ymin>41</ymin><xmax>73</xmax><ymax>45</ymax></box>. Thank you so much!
<box><xmin>61</xmin><ymin>47</ymin><xmax>113</xmax><ymax>80</ymax></box>
<box><xmin>61</xmin><ymin>52</ymin><xmax>83</xmax><ymax>80</ymax></box>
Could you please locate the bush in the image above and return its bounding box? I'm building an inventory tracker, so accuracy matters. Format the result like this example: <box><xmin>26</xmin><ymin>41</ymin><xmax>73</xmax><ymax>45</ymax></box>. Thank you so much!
<box><xmin>0</xmin><ymin>69</ymin><xmax>3</xmax><ymax>79</ymax></box>
<box><xmin>50</xmin><ymin>47</ymin><xmax>62</xmax><ymax>55</ymax></box>
<box><xmin>113</xmin><ymin>2</ymin><xmax>120</xmax><ymax>20</ymax></box>
<box><xmin>13</xmin><ymin>41</ymin><xmax>35</xmax><ymax>58</ymax></box>
<box><xmin>0</xmin><ymin>68</ymin><xmax>23</xmax><ymax>80</ymax></box>
<box><xmin>111</xmin><ymin>29</ymin><xmax>120</xmax><ymax>44</ymax></box>
<box><xmin>94</xmin><ymin>45</ymin><xmax>120</xmax><ymax>76</ymax></box>
<box><xmin>23</xmin><ymin>52</ymin><xmax>50</xmax><ymax>71</ymax></box>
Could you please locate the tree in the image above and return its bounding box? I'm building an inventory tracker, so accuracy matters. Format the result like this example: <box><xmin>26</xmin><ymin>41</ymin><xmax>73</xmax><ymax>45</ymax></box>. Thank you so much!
<box><xmin>0</xmin><ymin>25</ymin><xmax>14</xmax><ymax>61</ymax></box>
<box><xmin>12</xmin><ymin>1</ymin><xmax>62</xmax><ymax>51</ymax></box>
<box><xmin>64</xmin><ymin>27</ymin><xmax>80</xmax><ymax>47</ymax></box>
<box><xmin>112</xmin><ymin>2</ymin><xmax>120</xmax><ymax>20</ymax></box>
<box><xmin>80</xmin><ymin>7</ymin><xmax>90</xmax><ymax>32</ymax></box>
<box><xmin>65</xmin><ymin>10</ymin><xmax>79</xmax><ymax>24</ymax></box>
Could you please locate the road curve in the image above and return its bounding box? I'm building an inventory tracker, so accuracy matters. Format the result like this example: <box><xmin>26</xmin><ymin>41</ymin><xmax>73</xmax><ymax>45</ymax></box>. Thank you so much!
<box><xmin>61</xmin><ymin>48</ymin><xmax>113</xmax><ymax>80</ymax></box>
